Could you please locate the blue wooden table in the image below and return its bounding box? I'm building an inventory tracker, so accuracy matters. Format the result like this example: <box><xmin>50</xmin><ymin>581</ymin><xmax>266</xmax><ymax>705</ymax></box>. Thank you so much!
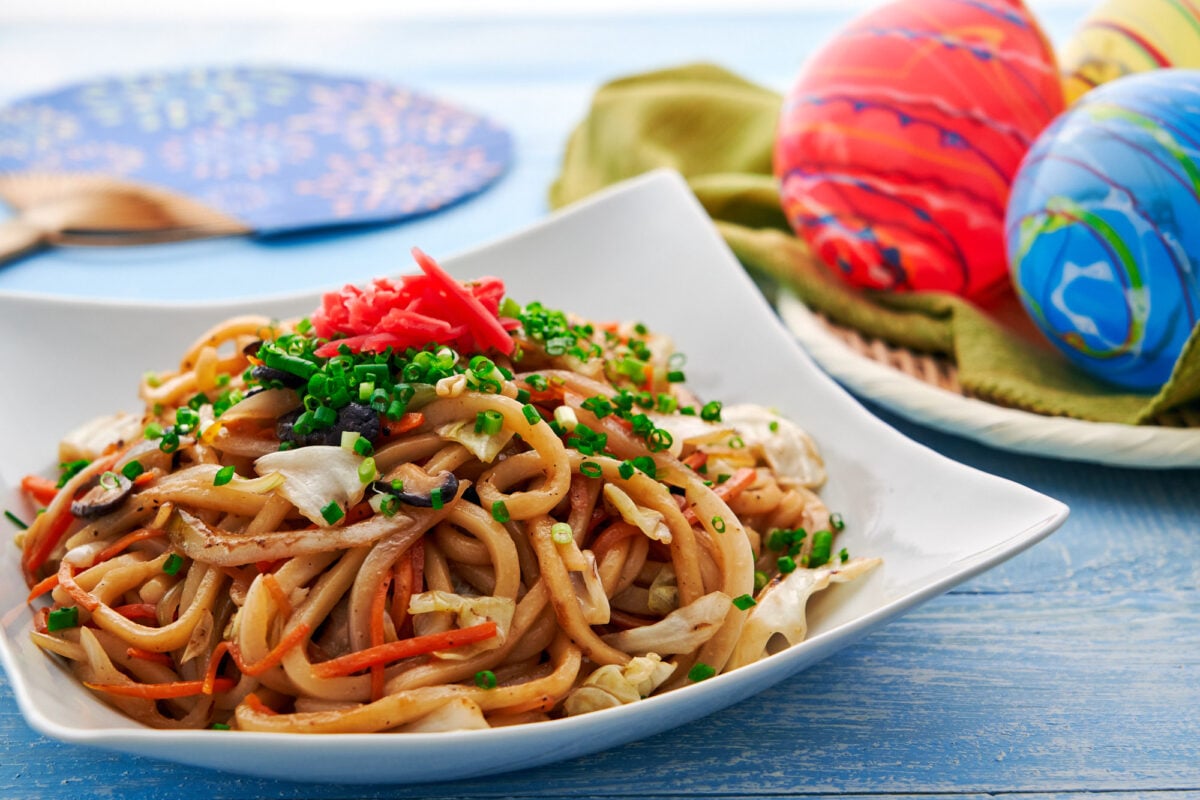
<box><xmin>2</xmin><ymin>7</ymin><xmax>1199</xmax><ymax>799</ymax></box>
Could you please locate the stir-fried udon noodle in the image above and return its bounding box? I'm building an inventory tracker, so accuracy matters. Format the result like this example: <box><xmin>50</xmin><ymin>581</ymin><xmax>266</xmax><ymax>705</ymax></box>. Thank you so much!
<box><xmin>15</xmin><ymin>250</ymin><xmax>878</xmax><ymax>733</ymax></box>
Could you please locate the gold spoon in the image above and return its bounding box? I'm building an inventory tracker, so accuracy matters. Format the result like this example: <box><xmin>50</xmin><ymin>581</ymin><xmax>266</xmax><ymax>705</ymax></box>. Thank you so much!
<box><xmin>0</xmin><ymin>173</ymin><xmax>250</xmax><ymax>264</ymax></box>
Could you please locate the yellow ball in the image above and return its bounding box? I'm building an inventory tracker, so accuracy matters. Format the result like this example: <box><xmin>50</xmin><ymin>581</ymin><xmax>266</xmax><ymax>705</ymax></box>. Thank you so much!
<box><xmin>1061</xmin><ymin>0</ymin><xmax>1200</xmax><ymax>102</ymax></box>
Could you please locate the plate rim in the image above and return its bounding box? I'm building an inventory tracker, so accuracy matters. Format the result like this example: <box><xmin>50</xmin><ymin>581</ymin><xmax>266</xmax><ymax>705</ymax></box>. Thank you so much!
<box><xmin>776</xmin><ymin>290</ymin><xmax>1200</xmax><ymax>469</ymax></box>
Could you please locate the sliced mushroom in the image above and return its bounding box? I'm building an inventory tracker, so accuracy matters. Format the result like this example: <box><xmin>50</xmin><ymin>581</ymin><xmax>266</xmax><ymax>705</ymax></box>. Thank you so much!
<box><xmin>249</xmin><ymin>365</ymin><xmax>307</xmax><ymax>389</ymax></box>
<box><xmin>277</xmin><ymin>402</ymin><xmax>381</xmax><ymax>448</ymax></box>
<box><xmin>373</xmin><ymin>463</ymin><xmax>459</xmax><ymax>508</ymax></box>
<box><xmin>70</xmin><ymin>472</ymin><xmax>134</xmax><ymax>518</ymax></box>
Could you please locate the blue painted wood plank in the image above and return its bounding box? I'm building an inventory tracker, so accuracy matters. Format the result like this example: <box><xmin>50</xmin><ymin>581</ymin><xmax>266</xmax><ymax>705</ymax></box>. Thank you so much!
<box><xmin>1</xmin><ymin>9</ymin><xmax>1198</xmax><ymax>800</ymax></box>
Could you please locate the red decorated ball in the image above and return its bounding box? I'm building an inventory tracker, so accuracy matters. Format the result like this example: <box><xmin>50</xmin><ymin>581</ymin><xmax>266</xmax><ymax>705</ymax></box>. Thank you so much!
<box><xmin>774</xmin><ymin>0</ymin><xmax>1064</xmax><ymax>300</ymax></box>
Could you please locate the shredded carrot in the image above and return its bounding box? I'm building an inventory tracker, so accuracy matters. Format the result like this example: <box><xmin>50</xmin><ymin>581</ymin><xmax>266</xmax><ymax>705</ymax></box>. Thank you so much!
<box><xmin>111</xmin><ymin>603</ymin><xmax>159</xmax><ymax>623</ymax></box>
<box><xmin>132</xmin><ymin>472</ymin><xmax>156</xmax><ymax>487</ymax></box>
<box><xmin>255</xmin><ymin>559</ymin><xmax>285</xmax><ymax>574</ymax></box>
<box><xmin>369</xmin><ymin>573</ymin><xmax>393</xmax><ymax>702</ymax></box>
<box><xmin>126</xmin><ymin>647</ymin><xmax>174</xmax><ymax>668</ymax></box>
<box><xmin>378</xmin><ymin>411</ymin><xmax>425</xmax><ymax>443</ymax></box>
<box><xmin>684</xmin><ymin>467</ymin><xmax>757</xmax><ymax>525</ymax></box>
<box><xmin>343</xmin><ymin>500</ymin><xmax>375</xmax><ymax>526</ymax></box>
<box><xmin>202</xmin><ymin>641</ymin><xmax>232</xmax><ymax>695</ymax></box>
<box><xmin>95</xmin><ymin>527</ymin><xmax>164</xmax><ymax>564</ymax></box>
<box><xmin>56</xmin><ymin>560</ymin><xmax>99</xmax><ymax>612</ymax></box>
<box><xmin>242</xmin><ymin>692</ymin><xmax>277</xmax><ymax>716</ymax></box>
<box><xmin>231</xmin><ymin>623</ymin><xmax>311</xmax><ymax>677</ymax></box>
<box><xmin>261</xmin><ymin>573</ymin><xmax>292</xmax><ymax>618</ymax></box>
<box><xmin>311</xmin><ymin>621</ymin><xmax>498</xmax><ymax>680</ymax></box>
<box><xmin>25</xmin><ymin>573</ymin><xmax>59</xmax><ymax>604</ymax></box>
<box><xmin>590</xmin><ymin>521</ymin><xmax>643</xmax><ymax>560</ymax></box>
<box><xmin>23</xmin><ymin>508</ymin><xmax>76</xmax><ymax>582</ymax></box>
<box><xmin>20</xmin><ymin>475</ymin><xmax>58</xmax><ymax>506</ymax></box>
<box><xmin>32</xmin><ymin>607</ymin><xmax>50</xmax><ymax>634</ymax></box>
<box><xmin>390</xmin><ymin>545</ymin><xmax>417</xmax><ymax>637</ymax></box>
<box><xmin>84</xmin><ymin>678</ymin><xmax>235</xmax><ymax>699</ymax></box>
<box><xmin>410</xmin><ymin>540</ymin><xmax>425</xmax><ymax>596</ymax></box>
<box><xmin>681</xmin><ymin>452</ymin><xmax>708</xmax><ymax>470</ymax></box>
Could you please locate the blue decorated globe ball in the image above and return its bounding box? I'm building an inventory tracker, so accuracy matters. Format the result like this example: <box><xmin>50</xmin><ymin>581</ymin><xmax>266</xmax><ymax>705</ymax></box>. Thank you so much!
<box><xmin>1006</xmin><ymin>69</ymin><xmax>1200</xmax><ymax>391</ymax></box>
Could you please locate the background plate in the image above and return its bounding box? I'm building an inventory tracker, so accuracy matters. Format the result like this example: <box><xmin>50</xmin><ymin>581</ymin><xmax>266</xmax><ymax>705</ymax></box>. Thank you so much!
<box><xmin>0</xmin><ymin>169</ymin><xmax>1066</xmax><ymax>784</ymax></box>
<box><xmin>777</xmin><ymin>291</ymin><xmax>1200</xmax><ymax>469</ymax></box>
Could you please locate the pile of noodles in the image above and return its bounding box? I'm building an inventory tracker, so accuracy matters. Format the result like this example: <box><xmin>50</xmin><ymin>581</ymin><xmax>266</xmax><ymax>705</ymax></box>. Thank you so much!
<box><xmin>17</xmin><ymin>258</ymin><xmax>877</xmax><ymax>733</ymax></box>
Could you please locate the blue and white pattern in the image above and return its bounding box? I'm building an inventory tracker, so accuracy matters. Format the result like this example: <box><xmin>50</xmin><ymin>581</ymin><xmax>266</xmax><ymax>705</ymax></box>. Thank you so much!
<box><xmin>0</xmin><ymin>67</ymin><xmax>512</xmax><ymax>234</ymax></box>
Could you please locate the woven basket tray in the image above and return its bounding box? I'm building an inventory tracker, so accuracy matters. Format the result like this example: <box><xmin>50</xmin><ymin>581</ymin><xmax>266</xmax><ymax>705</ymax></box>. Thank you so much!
<box><xmin>776</xmin><ymin>291</ymin><xmax>1200</xmax><ymax>468</ymax></box>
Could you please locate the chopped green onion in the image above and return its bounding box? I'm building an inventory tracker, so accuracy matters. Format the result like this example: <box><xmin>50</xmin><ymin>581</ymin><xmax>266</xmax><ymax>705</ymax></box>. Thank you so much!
<box><xmin>777</xmin><ymin>555</ymin><xmax>797</xmax><ymax>574</ymax></box>
<box><xmin>213</xmin><ymin>465</ymin><xmax>236</xmax><ymax>486</ymax></box>
<box><xmin>385</xmin><ymin>399</ymin><xmax>406</xmax><ymax>420</ymax></box>
<box><xmin>215</xmin><ymin>373</ymin><xmax>232</xmax><ymax>387</ymax></box>
<box><xmin>144</xmin><ymin>422</ymin><xmax>164</xmax><ymax>440</ymax></box>
<box><xmin>121</xmin><ymin>460</ymin><xmax>145</xmax><ymax>484</ymax></box>
<box><xmin>617</xmin><ymin>461</ymin><xmax>635</xmax><ymax>480</ymax></box>
<box><xmin>717</xmin><ymin>473</ymin><xmax>731</xmax><ymax>484</ymax></box>
<box><xmin>430</xmin><ymin>487</ymin><xmax>444</xmax><ymax>510</ymax></box>
<box><xmin>159</xmin><ymin>429</ymin><xmax>181</xmax><ymax>454</ymax></box>
<box><xmin>522</xmin><ymin>404</ymin><xmax>541</xmax><ymax>425</ymax></box>
<box><xmin>646</xmin><ymin>428</ymin><xmax>673</xmax><ymax>453</ymax></box>
<box><xmin>98</xmin><ymin>470</ymin><xmax>121</xmax><ymax>491</ymax></box>
<box><xmin>768</xmin><ymin>420</ymin><xmax>780</xmax><ymax>433</ymax></box>
<box><xmin>666</xmin><ymin>370</ymin><xmax>685</xmax><ymax>383</ymax></box>
<box><xmin>143</xmin><ymin>371</ymin><xmax>163</xmax><ymax>388</ymax></box>
<box><xmin>4</xmin><ymin>510</ymin><xmax>29</xmax><ymax>530</ymax></box>
<box><xmin>700</xmin><ymin>401</ymin><xmax>722</xmax><ymax>422</ymax></box>
<box><xmin>526</xmin><ymin>374</ymin><xmax>548</xmax><ymax>391</ymax></box>
<box><xmin>358</xmin><ymin>457</ymin><xmax>377</xmax><ymax>485</ymax></box>
<box><xmin>687</xmin><ymin>663</ymin><xmax>716</xmax><ymax>682</ymax></box>
<box><xmin>550</xmin><ymin>522</ymin><xmax>574</xmax><ymax>544</ymax></box>
<box><xmin>210</xmin><ymin>722</ymin><xmax>231</xmax><ymax>731</ymax></box>
<box><xmin>379</xmin><ymin>495</ymin><xmax>400</xmax><ymax>517</ymax></box>
<box><xmin>732</xmin><ymin>593</ymin><xmax>757</xmax><ymax>610</ymax></box>
<box><xmin>313</xmin><ymin>404</ymin><xmax>337</xmax><ymax>427</ymax></box>
<box><xmin>475</xmin><ymin>409</ymin><xmax>504</xmax><ymax>436</ymax></box>
<box><xmin>46</xmin><ymin>606</ymin><xmax>79</xmax><ymax>632</ymax></box>
<box><xmin>175</xmin><ymin>407</ymin><xmax>200</xmax><ymax>432</ymax></box>
<box><xmin>187</xmin><ymin>393</ymin><xmax>210</xmax><ymax>411</ymax></box>
<box><xmin>809</xmin><ymin>530</ymin><xmax>833</xmax><ymax>567</ymax></box>
<box><xmin>728</xmin><ymin>436</ymin><xmax>744</xmax><ymax>449</ymax></box>
<box><xmin>765</xmin><ymin>529</ymin><xmax>786</xmax><ymax>551</ymax></box>
<box><xmin>710</xmin><ymin>515</ymin><xmax>726</xmax><ymax>533</ymax></box>
<box><xmin>839</xmin><ymin>547</ymin><xmax>849</xmax><ymax>563</ymax></box>
<box><xmin>474</xmin><ymin>670</ymin><xmax>498</xmax><ymax>689</ymax></box>
<box><xmin>57</xmin><ymin>459</ymin><xmax>90</xmax><ymax>488</ymax></box>
<box><xmin>581</xmin><ymin>396</ymin><xmax>613</xmax><ymax>418</ymax></box>
<box><xmin>579</xmin><ymin>461</ymin><xmax>602</xmax><ymax>479</ymax></box>
<box><xmin>552</xmin><ymin>406</ymin><xmax>578</xmax><ymax>432</ymax></box>
<box><xmin>630</xmin><ymin>456</ymin><xmax>657</xmax><ymax>479</ymax></box>
<box><xmin>753</xmin><ymin>570</ymin><xmax>768</xmax><ymax>592</ymax></box>
<box><xmin>491</xmin><ymin>501</ymin><xmax>510</xmax><ymax>523</ymax></box>
<box><xmin>321</xmin><ymin>501</ymin><xmax>345</xmax><ymax>525</ymax></box>
<box><xmin>353</xmin><ymin>437</ymin><xmax>374</xmax><ymax>458</ymax></box>
<box><xmin>830</xmin><ymin>512</ymin><xmax>845</xmax><ymax>532</ymax></box>
<box><xmin>162</xmin><ymin>553</ymin><xmax>185</xmax><ymax>576</ymax></box>
<box><xmin>515</xmin><ymin>388</ymin><xmax>531</xmax><ymax>404</ymax></box>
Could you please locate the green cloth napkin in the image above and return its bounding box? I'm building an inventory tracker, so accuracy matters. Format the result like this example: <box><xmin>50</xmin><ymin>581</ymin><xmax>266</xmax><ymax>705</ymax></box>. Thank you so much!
<box><xmin>549</xmin><ymin>63</ymin><xmax>1200</xmax><ymax>425</ymax></box>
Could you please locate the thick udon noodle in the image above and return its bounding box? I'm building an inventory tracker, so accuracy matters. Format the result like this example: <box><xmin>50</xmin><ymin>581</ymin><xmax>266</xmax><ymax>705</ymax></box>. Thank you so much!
<box><xmin>18</xmin><ymin>304</ymin><xmax>876</xmax><ymax>733</ymax></box>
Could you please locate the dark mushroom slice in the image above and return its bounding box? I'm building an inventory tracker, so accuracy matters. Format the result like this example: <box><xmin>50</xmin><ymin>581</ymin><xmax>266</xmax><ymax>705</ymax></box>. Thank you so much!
<box><xmin>372</xmin><ymin>463</ymin><xmax>459</xmax><ymax>508</ymax></box>
<box><xmin>249</xmin><ymin>365</ymin><xmax>307</xmax><ymax>390</ymax></box>
<box><xmin>277</xmin><ymin>402</ymin><xmax>381</xmax><ymax>448</ymax></box>
<box><xmin>70</xmin><ymin>472</ymin><xmax>134</xmax><ymax>519</ymax></box>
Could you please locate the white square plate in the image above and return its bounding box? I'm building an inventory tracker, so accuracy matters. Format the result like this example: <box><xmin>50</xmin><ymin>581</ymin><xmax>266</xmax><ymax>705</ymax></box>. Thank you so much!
<box><xmin>0</xmin><ymin>169</ymin><xmax>1067</xmax><ymax>784</ymax></box>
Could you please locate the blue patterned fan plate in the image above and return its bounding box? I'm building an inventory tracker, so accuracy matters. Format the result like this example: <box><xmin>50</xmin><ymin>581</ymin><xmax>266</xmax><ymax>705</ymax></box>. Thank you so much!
<box><xmin>0</xmin><ymin>66</ymin><xmax>512</xmax><ymax>235</ymax></box>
